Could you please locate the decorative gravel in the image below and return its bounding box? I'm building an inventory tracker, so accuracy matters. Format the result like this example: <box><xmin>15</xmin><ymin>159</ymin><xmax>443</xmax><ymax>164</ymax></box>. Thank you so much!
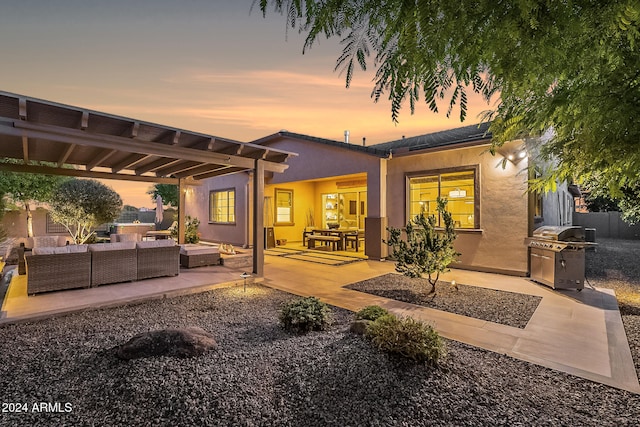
<box><xmin>1</xmin><ymin>284</ymin><xmax>639</xmax><ymax>426</ymax></box>
<box><xmin>345</xmin><ymin>273</ymin><xmax>542</xmax><ymax>328</ymax></box>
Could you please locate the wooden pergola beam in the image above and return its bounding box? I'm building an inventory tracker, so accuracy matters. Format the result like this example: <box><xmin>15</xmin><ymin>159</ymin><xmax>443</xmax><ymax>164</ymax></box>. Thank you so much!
<box><xmin>0</xmin><ymin>162</ymin><xmax>179</xmax><ymax>184</ymax></box>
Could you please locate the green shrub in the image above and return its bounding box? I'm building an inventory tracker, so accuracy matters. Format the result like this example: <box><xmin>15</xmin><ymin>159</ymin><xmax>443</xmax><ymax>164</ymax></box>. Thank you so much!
<box><xmin>279</xmin><ymin>296</ymin><xmax>333</xmax><ymax>333</ymax></box>
<box><xmin>365</xmin><ymin>314</ymin><xmax>445</xmax><ymax>365</ymax></box>
<box><xmin>355</xmin><ymin>305</ymin><xmax>389</xmax><ymax>321</ymax></box>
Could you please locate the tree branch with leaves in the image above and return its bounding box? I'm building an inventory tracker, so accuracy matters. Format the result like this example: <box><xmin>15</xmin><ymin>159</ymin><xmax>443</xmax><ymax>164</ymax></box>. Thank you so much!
<box><xmin>49</xmin><ymin>179</ymin><xmax>123</xmax><ymax>244</ymax></box>
<box><xmin>385</xmin><ymin>198</ymin><xmax>460</xmax><ymax>294</ymax></box>
<box><xmin>259</xmin><ymin>0</ymin><xmax>640</xmax><ymax>221</ymax></box>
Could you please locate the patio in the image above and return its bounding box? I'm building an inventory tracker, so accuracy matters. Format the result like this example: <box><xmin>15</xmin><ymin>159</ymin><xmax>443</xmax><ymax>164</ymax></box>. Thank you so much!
<box><xmin>1</xmin><ymin>254</ymin><xmax>638</xmax><ymax>394</ymax></box>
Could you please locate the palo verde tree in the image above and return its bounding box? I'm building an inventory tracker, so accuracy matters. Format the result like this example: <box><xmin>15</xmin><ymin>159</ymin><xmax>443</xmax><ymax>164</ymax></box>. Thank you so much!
<box><xmin>49</xmin><ymin>179</ymin><xmax>123</xmax><ymax>244</ymax></box>
<box><xmin>259</xmin><ymin>1</ymin><xmax>640</xmax><ymax>221</ymax></box>
<box><xmin>385</xmin><ymin>198</ymin><xmax>460</xmax><ymax>295</ymax></box>
<box><xmin>0</xmin><ymin>160</ymin><xmax>70</xmax><ymax>237</ymax></box>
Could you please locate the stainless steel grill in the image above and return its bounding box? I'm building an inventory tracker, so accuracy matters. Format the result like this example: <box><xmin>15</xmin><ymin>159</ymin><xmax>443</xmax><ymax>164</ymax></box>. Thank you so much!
<box><xmin>526</xmin><ymin>226</ymin><xmax>589</xmax><ymax>290</ymax></box>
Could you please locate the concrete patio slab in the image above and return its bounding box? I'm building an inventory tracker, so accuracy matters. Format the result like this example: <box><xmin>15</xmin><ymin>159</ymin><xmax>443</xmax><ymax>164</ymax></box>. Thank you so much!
<box><xmin>0</xmin><ymin>265</ymin><xmax>258</xmax><ymax>324</ymax></box>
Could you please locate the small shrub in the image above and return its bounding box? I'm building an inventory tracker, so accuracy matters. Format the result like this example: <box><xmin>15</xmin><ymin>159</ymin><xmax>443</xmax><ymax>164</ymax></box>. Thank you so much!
<box><xmin>279</xmin><ymin>296</ymin><xmax>333</xmax><ymax>333</ymax></box>
<box><xmin>355</xmin><ymin>305</ymin><xmax>389</xmax><ymax>321</ymax></box>
<box><xmin>365</xmin><ymin>314</ymin><xmax>445</xmax><ymax>365</ymax></box>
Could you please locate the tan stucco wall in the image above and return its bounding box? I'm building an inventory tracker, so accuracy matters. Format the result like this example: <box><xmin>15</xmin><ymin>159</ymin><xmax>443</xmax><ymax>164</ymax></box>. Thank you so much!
<box><xmin>387</xmin><ymin>142</ymin><xmax>529</xmax><ymax>275</ymax></box>
<box><xmin>1</xmin><ymin>208</ymin><xmax>63</xmax><ymax>238</ymax></box>
<box><xmin>188</xmin><ymin>173</ymin><xmax>250</xmax><ymax>247</ymax></box>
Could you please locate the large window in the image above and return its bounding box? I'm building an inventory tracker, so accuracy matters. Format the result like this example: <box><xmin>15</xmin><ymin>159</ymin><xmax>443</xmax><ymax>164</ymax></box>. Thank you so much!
<box><xmin>407</xmin><ymin>166</ymin><xmax>479</xmax><ymax>229</ymax></box>
<box><xmin>275</xmin><ymin>188</ymin><xmax>294</xmax><ymax>225</ymax></box>
<box><xmin>209</xmin><ymin>189</ymin><xmax>235</xmax><ymax>224</ymax></box>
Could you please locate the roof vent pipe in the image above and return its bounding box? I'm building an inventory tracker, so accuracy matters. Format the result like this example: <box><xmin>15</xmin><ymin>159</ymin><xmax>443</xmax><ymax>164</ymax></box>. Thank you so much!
<box><xmin>344</xmin><ymin>130</ymin><xmax>350</xmax><ymax>144</ymax></box>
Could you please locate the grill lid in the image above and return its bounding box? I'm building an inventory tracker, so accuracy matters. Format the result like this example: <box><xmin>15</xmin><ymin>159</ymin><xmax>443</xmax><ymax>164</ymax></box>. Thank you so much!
<box><xmin>532</xmin><ymin>226</ymin><xmax>584</xmax><ymax>242</ymax></box>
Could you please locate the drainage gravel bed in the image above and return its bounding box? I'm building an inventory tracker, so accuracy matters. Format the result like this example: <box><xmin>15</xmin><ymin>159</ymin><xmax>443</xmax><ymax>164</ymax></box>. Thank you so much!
<box><xmin>345</xmin><ymin>273</ymin><xmax>542</xmax><ymax>328</ymax></box>
<box><xmin>1</xmin><ymin>284</ymin><xmax>638</xmax><ymax>426</ymax></box>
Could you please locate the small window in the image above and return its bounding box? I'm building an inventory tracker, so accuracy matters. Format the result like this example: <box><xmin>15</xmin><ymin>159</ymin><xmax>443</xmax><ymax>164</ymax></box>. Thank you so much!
<box><xmin>209</xmin><ymin>189</ymin><xmax>235</xmax><ymax>224</ymax></box>
<box><xmin>407</xmin><ymin>166</ymin><xmax>479</xmax><ymax>229</ymax></box>
<box><xmin>275</xmin><ymin>188</ymin><xmax>294</xmax><ymax>225</ymax></box>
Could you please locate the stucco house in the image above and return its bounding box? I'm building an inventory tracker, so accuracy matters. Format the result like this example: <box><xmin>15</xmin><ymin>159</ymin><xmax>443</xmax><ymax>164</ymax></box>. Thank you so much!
<box><xmin>187</xmin><ymin>122</ymin><xmax>577</xmax><ymax>277</ymax></box>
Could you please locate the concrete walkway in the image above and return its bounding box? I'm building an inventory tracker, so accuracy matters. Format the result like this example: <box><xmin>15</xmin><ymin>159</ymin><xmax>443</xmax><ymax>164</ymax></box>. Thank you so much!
<box><xmin>1</xmin><ymin>256</ymin><xmax>638</xmax><ymax>393</ymax></box>
<box><xmin>262</xmin><ymin>256</ymin><xmax>640</xmax><ymax>394</ymax></box>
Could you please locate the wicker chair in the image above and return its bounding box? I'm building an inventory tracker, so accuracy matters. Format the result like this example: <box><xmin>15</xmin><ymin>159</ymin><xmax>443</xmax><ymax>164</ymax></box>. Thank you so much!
<box><xmin>89</xmin><ymin>242</ymin><xmax>137</xmax><ymax>286</ymax></box>
<box><xmin>136</xmin><ymin>240</ymin><xmax>180</xmax><ymax>280</ymax></box>
<box><xmin>25</xmin><ymin>247</ymin><xmax>91</xmax><ymax>295</ymax></box>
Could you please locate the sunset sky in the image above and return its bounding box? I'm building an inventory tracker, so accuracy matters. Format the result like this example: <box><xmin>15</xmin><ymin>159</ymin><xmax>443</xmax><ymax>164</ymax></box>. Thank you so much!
<box><xmin>1</xmin><ymin>0</ymin><xmax>495</xmax><ymax>207</ymax></box>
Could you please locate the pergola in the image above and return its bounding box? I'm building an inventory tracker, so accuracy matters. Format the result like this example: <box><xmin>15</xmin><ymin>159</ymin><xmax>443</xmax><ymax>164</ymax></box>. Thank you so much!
<box><xmin>0</xmin><ymin>91</ymin><xmax>297</xmax><ymax>276</ymax></box>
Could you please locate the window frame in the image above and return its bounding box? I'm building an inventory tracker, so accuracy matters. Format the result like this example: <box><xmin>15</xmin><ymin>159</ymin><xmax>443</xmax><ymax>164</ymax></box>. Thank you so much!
<box><xmin>405</xmin><ymin>165</ymin><xmax>480</xmax><ymax>229</ymax></box>
<box><xmin>274</xmin><ymin>188</ymin><xmax>294</xmax><ymax>226</ymax></box>
<box><xmin>209</xmin><ymin>188</ymin><xmax>236</xmax><ymax>225</ymax></box>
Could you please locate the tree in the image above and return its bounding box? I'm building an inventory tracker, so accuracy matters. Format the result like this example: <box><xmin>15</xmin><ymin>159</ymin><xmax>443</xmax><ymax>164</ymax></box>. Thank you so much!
<box><xmin>0</xmin><ymin>160</ymin><xmax>70</xmax><ymax>237</ymax></box>
<box><xmin>259</xmin><ymin>1</ymin><xmax>640</xmax><ymax>219</ymax></box>
<box><xmin>385</xmin><ymin>198</ymin><xmax>459</xmax><ymax>294</ymax></box>
<box><xmin>49</xmin><ymin>179</ymin><xmax>123</xmax><ymax>244</ymax></box>
<box><xmin>147</xmin><ymin>184</ymin><xmax>179</xmax><ymax>207</ymax></box>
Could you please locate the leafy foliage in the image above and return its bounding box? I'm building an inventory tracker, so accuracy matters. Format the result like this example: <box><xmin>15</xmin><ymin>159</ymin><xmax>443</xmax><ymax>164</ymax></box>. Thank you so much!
<box><xmin>279</xmin><ymin>296</ymin><xmax>334</xmax><ymax>333</ymax></box>
<box><xmin>147</xmin><ymin>184</ymin><xmax>179</xmax><ymax>208</ymax></box>
<box><xmin>385</xmin><ymin>198</ymin><xmax>459</xmax><ymax>294</ymax></box>
<box><xmin>49</xmin><ymin>179</ymin><xmax>123</xmax><ymax>244</ymax></box>
<box><xmin>0</xmin><ymin>160</ymin><xmax>70</xmax><ymax>236</ymax></box>
<box><xmin>259</xmin><ymin>0</ymin><xmax>640</xmax><ymax>220</ymax></box>
<box><xmin>355</xmin><ymin>305</ymin><xmax>389</xmax><ymax>321</ymax></box>
<box><xmin>169</xmin><ymin>215</ymin><xmax>200</xmax><ymax>243</ymax></box>
<box><xmin>365</xmin><ymin>314</ymin><xmax>445</xmax><ymax>365</ymax></box>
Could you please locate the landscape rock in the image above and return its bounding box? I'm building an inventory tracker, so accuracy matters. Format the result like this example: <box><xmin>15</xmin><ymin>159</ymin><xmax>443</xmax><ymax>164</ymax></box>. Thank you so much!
<box><xmin>114</xmin><ymin>326</ymin><xmax>217</xmax><ymax>359</ymax></box>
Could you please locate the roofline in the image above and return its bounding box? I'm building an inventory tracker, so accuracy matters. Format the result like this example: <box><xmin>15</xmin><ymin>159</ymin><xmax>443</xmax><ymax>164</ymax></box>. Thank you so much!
<box><xmin>389</xmin><ymin>138</ymin><xmax>493</xmax><ymax>157</ymax></box>
<box><xmin>0</xmin><ymin>90</ymin><xmax>296</xmax><ymax>159</ymax></box>
<box><xmin>252</xmin><ymin>131</ymin><xmax>391</xmax><ymax>158</ymax></box>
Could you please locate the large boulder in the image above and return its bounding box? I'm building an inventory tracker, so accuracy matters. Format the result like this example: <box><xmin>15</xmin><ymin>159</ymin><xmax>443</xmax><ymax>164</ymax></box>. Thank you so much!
<box><xmin>114</xmin><ymin>327</ymin><xmax>217</xmax><ymax>359</ymax></box>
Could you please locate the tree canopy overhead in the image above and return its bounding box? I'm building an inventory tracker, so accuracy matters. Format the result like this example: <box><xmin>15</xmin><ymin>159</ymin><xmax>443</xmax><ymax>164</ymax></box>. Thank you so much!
<box><xmin>259</xmin><ymin>1</ymin><xmax>640</xmax><ymax>220</ymax></box>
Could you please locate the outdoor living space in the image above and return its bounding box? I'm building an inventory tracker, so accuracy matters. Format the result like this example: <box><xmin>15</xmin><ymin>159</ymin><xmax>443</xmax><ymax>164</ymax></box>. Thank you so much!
<box><xmin>0</xmin><ymin>238</ymin><xmax>639</xmax><ymax>425</ymax></box>
<box><xmin>264</xmin><ymin>173</ymin><xmax>369</xmax><ymax>255</ymax></box>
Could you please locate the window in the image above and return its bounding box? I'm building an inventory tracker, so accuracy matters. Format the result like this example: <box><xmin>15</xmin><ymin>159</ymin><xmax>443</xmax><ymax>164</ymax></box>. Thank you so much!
<box><xmin>407</xmin><ymin>166</ymin><xmax>479</xmax><ymax>229</ymax></box>
<box><xmin>209</xmin><ymin>189</ymin><xmax>235</xmax><ymax>224</ymax></box>
<box><xmin>275</xmin><ymin>188</ymin><xmax>294</xmax><ymax>225</ymax></box>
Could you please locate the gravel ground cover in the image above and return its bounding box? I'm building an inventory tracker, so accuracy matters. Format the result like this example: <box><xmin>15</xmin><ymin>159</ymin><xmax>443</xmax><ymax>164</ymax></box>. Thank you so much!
<box><xmin>585</xmin><ymin>238</ymin><xmax>640</xmax><ymax>377</ymax></box>
<box><xmin>344</xmin><ymin>273</ymin><xmax>542</xmax><ymax>328</ymax></box>
<box><xmin>1</xmin><ymin>280</ymin><xmax>639</xmax><ymax>426</ymax></box>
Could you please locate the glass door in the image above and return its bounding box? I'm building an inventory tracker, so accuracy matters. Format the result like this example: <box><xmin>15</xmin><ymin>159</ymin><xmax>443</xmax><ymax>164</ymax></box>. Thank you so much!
<box><xmin>337</xmin><ymin>191</ymin><xmax>367</xmax><ymax>230</ymax></box>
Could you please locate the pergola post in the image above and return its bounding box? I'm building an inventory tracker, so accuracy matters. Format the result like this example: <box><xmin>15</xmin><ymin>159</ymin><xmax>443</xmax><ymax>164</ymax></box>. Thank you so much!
<box><xmin>178</xmin><ymin>178</ymin><xmax>186</xmax><ymax>245</ymax></box>
<box><xmin>252</xmin><ymin>159</ymin><xmax>265</xmax><ymax>276</ymax></box>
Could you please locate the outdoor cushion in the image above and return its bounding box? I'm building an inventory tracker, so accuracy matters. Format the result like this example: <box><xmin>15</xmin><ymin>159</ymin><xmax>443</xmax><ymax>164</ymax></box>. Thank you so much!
<box><xmin>33</xmin><ymin>246</ymin><xmax>67</xmax><ymax>255</ymax></box>
<box><xmin>32</xmin><ymin>235</ymin><xmax>65</xmax><ymax>248</ymax></box>
<box><xmin>180</xmin><ymin>244</ymin><xmax>219</xmax><ymax>256</ymax></box>
<box><xmin>136</xmin><ymin>239</ymin><xmax>176</xmax><ymax>249</ymax></box>
<box><xmin>89</xmin><ymin>242</ymin><xmax>136</xmax><ymax>252</ymax></box>
<box><xmin>66</xmin><ymin>244</ymin><xmax>89</xmax><ymax>253</ymax></box>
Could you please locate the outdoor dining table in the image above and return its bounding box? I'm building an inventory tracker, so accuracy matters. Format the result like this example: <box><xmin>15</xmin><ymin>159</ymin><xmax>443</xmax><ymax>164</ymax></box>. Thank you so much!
<box><xmin>308</xmin><ymin>228</ymin><xmax>360</xmax><ymax>250</ymax></box>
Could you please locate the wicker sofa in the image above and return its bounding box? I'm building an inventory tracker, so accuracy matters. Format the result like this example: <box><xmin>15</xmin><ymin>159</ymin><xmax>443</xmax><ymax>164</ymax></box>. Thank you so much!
<box><xmin>89</xmin><ymin>241</ymin><xmax>137</xmax><ymax>286</ymax></box>
<box><xmin>25</xmin><ymin>245</ymin><xmax>91</xmax><ymax>295</ymax></box>
<box><xmin>18</xmin><ymin>235</ymin><xmax>70</xmax><ymax>275</ymax></box>
<box><xmin>136</xmin><ymin>239</ymin><xmax>180</xmax><ymax>280</ymax></box>
<box><xmin>25</xmin><ymin>239</ymin><xmax>179</xmax><ymax>295</ymax></box>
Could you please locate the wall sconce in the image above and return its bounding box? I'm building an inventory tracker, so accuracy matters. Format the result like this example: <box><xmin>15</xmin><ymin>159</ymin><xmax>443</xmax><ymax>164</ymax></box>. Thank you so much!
<box><xmin>498</xmin><ymin>147</ymin><xmax>528</xmax><ymax>165</ymax></box>
<box><xmin>506</xmin><ymin>150</ymin><xmax>527</xmax><ymax>164</ymax></box>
